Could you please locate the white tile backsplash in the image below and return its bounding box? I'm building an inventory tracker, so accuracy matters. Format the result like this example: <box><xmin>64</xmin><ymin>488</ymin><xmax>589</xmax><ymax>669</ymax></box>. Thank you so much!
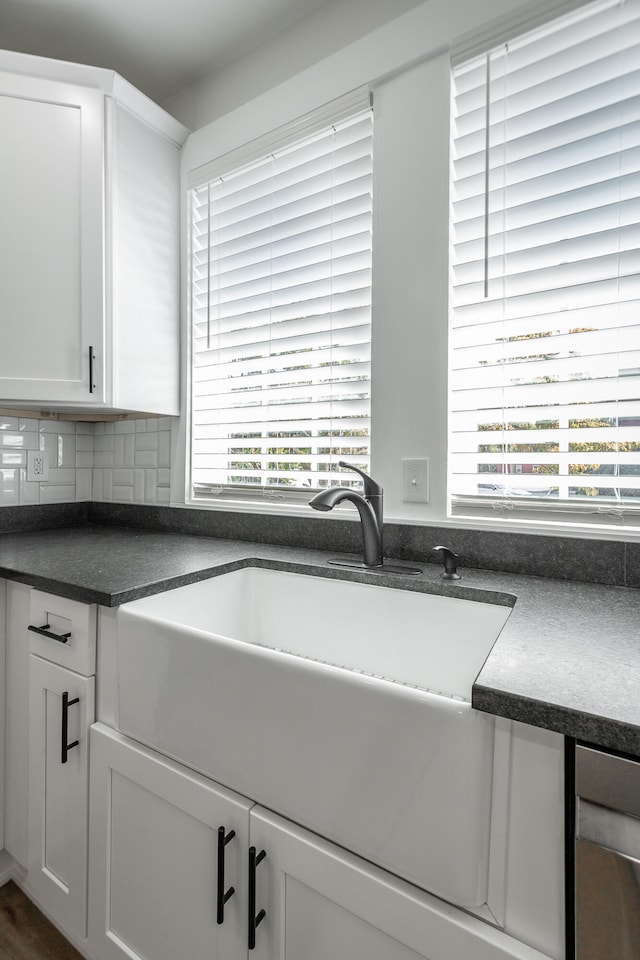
<box><xmin>0</xmin><ymin>416</ymin><xmax>73</xmax><ymax>505</ymax></box>
<box><xmin>0</xmin><ymin>430</ymin><xmax>38</xmax><ymax>450</ymax></box>
<box><xmin>87</xmin><ymin>418</ymin><xmax>175</xmax><ymax>505</ymax></box>
<box><xmin>1</xmin><ymin>451</ymin><xmax>25</xmax><ymax>466</ymax></box>
<box><xmin>0</xmin><ymin>468</ymin><xmax>19</xmax><ymax>505</ymax></box>
<box><xmin>59</xmin><ymin>434</ymin><xmax>77</xmax><ymax>468</ymax></box>
<box><xmin>76</xmin><ymin>450</ymin><xmax>94</xmax><ymax>469</ymax></box>
<box><xmin>158</xmin><ymin>430</ymin><xmax>171</xmax><ymax>468</ymax></box>
<box><xmin>19</xmin><ymin>468</ymin><xmax>40</xmax><ymax>504</ymax></box>
<box><xmin>112</xmin><ymin>484</ymin><xmax>134</xmax><ymax>502</ymax></box>
<box><xmin>0</xmin><ymin>416</ymin><xmax>176</xmax><ymax>507</ymax></box>
<box><xmin>76</xmin><ymin>434</ymin><xmax>94</xmax><ymax>452</ymax></box>
<box><xmin>41</xmin><ymin>419</ymin><xmax>76</xmax><ymax>434</ymax></box>
<box><xmin>39</xmin><ymin>483</ymin><xmax>76</xmax><ymax>503</ymax></box>
<box><xmin>76</xmin><ymin>468</ymin><xmax>93</xmax><ymax>501</ymax></box>
<box><xmin>91</xmin><ymin>469</ymin><xmax>103</xmax><ymax>501</ymax></box>
<box><xmin>135</xmin><ymin>433</ymin><xmax>158</xmax><ymax>452</ymax></box>
<box><xmin>114</xmin><ymin>420</ymin><xmax>136</xmax><ymax>434</ymax></box>
<box><xmin>123</xmin><ymin>434</ymin><xmax>135</xmax><ymax>467</ymax></box>
<box><xmin>19</xmin><ymin>418</ymin><xmax>39</xmax><ymax>432</ymax></box>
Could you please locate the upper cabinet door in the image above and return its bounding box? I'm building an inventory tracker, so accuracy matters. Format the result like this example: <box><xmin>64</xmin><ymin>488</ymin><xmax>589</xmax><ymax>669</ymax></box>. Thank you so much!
<box><xmin>0</xmin><ymin>72</ymin><xmax>105</xmax><ymax>403</ymax></box>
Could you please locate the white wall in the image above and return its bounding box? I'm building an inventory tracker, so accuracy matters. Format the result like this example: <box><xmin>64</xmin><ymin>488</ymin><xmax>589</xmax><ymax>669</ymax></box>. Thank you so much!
<box><xmin>179</xmin><ymin>0</ymin><xmax>577</xmax><ymax>525</ymax></box>
<box><xmin>162</xmin><ymin>0</ymin><xmax>426</xmax><ymax>131</ymax></box>
<box><xmin>370</xmin><ymin>54</ymin><xmax>450</xmax><ymax>521</ymax></box>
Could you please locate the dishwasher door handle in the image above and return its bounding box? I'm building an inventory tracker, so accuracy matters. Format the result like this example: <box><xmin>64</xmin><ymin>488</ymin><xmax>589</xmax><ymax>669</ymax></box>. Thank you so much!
<box><xmin>578</xmin><ymin>799</ymin><xmax>640</xmax><ymax>863</ymax></box>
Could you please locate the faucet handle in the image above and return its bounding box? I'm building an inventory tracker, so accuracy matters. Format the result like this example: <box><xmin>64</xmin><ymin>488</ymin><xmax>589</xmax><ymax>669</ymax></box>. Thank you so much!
<box><xmin>337</xmin><ymin>461</ymin><xmax>382</xmax><ymax>498</ymax></box>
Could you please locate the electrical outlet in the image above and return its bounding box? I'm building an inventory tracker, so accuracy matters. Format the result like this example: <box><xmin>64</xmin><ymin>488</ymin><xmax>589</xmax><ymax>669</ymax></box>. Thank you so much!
<box><xmin>402</xmin><ymin>458</ymin><xmax>429</xmax><ymax>503</ymax></box>
<box><xmin>27</xmin><ymin>449</ymin><xmax>49</xmax><ymax>482</ymax></box>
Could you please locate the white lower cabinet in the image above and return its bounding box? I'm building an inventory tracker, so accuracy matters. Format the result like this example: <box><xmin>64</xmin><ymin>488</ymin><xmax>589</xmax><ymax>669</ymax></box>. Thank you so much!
<box><xmin>3</xmin><ymin>585</ymin><xmax>99</xmax><ymax>943</ymax></box>
<box><xmin>88</xmin><ymin>724</ymin><xmax>550</xmax><ymax>960</ymax></box>
<box><xmin>88</xmin><ymin>725</ymin><xmax>252</xmax><ymax>960</ymax></box>
<box><xmin>28</xmin><ymin>655</ymin><xmax>95</xmax><ymax>936</ymax></box>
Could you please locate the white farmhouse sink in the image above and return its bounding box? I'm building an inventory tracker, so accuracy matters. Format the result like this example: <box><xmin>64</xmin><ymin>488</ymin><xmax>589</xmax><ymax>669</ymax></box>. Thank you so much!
<box><xmin>115</xmin><ymin>565</ymin><xmax>512</xmax><ymax>909</ymax></box>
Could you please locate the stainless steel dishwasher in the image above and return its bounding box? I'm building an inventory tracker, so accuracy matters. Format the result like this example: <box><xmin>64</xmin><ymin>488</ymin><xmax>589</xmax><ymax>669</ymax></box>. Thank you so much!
<box><xmin>575</xmin><ymin>744</ymin><xmax>640</xmax><ymax>959</ymax></box>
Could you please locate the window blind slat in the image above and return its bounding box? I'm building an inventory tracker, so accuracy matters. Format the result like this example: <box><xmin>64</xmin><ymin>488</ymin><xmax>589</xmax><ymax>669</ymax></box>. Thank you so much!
<box><xmin>209</xmin><ymin>115</ymin><xmax>373</xmax><ymax>201</ymax></box>
<box><xmin>193</xmin><ymin>287</ymin><xmax>372</xmax><ymax>334</ymax></box>
<box><xmin>192</xmin><ymin>415</ymin><xmax>371</xmax><ymax>437</ymax></box>
<box><xmin>192</xmin><ymin>397</ymin><xmax>370</xmax><ymax>427</ymax></box>
<box><xmin>194</xmin><ymin>340</ymin><xmax>371</xmax><ymax>381</ymax></box>
<box><xmin>193</xmin><ymin>213</ymin><xmax>373</xmax><ymax>276</ymax></box>
<box><xmin>194</xmin><ymin>304</ymin><xmax>370</xmax><ymax>342</ymax></box>
<box><xmin>192</xmin><ymin>195</ymin><xmax>373</xmax><ymax>260</ymax></box>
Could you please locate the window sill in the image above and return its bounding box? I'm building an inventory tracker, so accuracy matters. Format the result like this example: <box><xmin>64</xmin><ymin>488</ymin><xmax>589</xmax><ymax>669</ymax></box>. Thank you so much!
<box><xmin>184</xmin><ymin>493</ymin><xmax>362</xmax><ymax>522</ymax></box>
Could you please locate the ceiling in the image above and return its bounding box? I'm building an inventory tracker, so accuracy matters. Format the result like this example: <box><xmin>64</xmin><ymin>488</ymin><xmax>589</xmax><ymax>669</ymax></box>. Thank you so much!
<box><xmin>0</xmin><ymin>0</ymin><xmax>337</xmax><ymax>104</ymax></box>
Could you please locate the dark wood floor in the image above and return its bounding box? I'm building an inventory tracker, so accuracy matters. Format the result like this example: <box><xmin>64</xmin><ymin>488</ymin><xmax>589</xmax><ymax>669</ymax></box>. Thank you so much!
<box><xmin>0</xmin><ymin>883</ymin><xmax>83</xmax><ymax>960</ymax></box>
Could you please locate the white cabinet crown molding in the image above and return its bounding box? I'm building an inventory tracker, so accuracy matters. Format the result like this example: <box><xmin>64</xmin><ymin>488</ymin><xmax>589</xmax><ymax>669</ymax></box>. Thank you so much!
<box><xmin>0</xmin><ymin>49</ymin><xmax>188</xmax><ymax>144</ymax></box>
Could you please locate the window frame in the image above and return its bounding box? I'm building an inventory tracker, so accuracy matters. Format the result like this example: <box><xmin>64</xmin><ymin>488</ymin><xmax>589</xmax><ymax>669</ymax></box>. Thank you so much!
<box><xmin>448</xmin><ymin>0</ymin><xmax>640</xmax><ymax>534</ymax></box>
<box><xmin>173</xmin><ymin>0</ymin><xmax>640</xmax><ymax>542</ymax></box>
<box><xmin>184</xmin><ymin>90</ymin><xmax>373</xmax><ymax>511</ymax></box>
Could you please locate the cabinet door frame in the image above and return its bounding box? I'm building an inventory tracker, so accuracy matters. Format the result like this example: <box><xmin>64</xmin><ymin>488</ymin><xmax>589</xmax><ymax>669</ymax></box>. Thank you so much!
<box><xmin>88</xmin><ymin>723</ymin><xmax>252</xmax><ymax>960</ymax></box>
<box><xmin>0</xmin><ymin>70</ymin><xmax>105</xmax><ymax>403</ymax></box>
<box><xmin>249</xmin><ymin>806</ymin><xmax>551</xmax><ymax>960</ymax></box>
<box><xmin>28</xmin><ymin>654</ymin><xmax>95</xmax><ymax>937</ymax></box>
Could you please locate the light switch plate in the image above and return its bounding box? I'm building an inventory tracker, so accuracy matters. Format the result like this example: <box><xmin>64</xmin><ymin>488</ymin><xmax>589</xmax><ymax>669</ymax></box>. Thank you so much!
<box><xmin>402</xmin><ymin>458</ymin><xmax>429</xmax><ymax>502</ymax></box>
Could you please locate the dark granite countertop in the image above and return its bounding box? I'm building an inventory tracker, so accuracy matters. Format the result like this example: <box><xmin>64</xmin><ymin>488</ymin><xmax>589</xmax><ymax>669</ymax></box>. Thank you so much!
<box><xmin>0</xmin><ymin>524</ymin><xmax>638</xmax><ymax>755</ymax></box>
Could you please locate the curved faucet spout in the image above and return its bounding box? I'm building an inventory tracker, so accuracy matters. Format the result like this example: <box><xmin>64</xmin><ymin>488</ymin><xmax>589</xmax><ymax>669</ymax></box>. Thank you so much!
<box><xmin>309</xmin><ymin>487</ymin><xmax>383</xmax><ymax>567</ymax></box>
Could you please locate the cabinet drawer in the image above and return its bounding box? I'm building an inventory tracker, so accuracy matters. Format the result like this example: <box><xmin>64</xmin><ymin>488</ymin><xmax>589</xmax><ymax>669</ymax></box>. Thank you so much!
<box><xmin>29</xmin><ymin>590</ymin><xmax>96</xmax><ymax>676</ymax></box>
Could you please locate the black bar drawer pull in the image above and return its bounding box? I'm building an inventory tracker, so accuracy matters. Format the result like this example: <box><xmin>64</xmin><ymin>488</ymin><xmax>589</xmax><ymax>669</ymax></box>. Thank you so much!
<box><xmin>28</xmin><ymin>623</ymin><xmax>71</xmax><ymax>644</ymax></box>
<box><xmin>89</xmin><ymin>346</ymin><xmax>96</xmax><ymax>393</ymax></box>
<box><xmin>216</xmin><ymin>827</ymin><xmax>236</xmax><ymax>924</ymax></box>
<box><xmin>61</xmin><ymin>692</ymin><xmax>80</xmax><ymax>764</ymax></box>
<box><xmin>248</xmin><ymin>846</ymin><xmax>266</xmax><ymax>950</ymax></box>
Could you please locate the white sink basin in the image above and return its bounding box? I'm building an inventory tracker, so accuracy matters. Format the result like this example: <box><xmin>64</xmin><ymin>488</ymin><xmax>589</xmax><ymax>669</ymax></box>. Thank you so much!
<box><xmin>115</xmin><ymin>565</ymin><xmax>512</xmax><ymax>909</ymax></box>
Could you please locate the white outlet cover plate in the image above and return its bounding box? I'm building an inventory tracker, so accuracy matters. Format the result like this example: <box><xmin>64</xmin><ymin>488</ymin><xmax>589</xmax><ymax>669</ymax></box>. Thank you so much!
<box><xmin>27</xmin><ymin>449</ymin><xmax>49</xmax><ymax>482</ymax></box>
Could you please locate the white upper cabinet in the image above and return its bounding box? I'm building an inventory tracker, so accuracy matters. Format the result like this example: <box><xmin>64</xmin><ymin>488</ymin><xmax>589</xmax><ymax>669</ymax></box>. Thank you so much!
<box><xmin>0</xmin><ymin>53</ymin><xmax>188</xmax><ymax>415</ymax></box>
<box><xmin>0</xmin><ymin>72</ymin><xmax>103</xmax><ymax>405</ymax></box>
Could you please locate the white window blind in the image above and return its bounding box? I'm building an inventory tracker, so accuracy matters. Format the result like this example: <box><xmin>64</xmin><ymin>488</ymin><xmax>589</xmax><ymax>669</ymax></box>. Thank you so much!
<box><xmin>450</xmin><ymin>0</ymin><xmax>640</xmax><ymax>525</ymax></box>
<box><xmin>189</xmin><ymin>107</ymin><xmax>373</xmax><ymax>502</ymax></box>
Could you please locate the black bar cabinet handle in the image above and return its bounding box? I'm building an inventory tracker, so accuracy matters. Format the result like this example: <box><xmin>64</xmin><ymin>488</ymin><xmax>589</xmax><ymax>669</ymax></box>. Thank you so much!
<box><xmin>28</xmin><ymin>623</ymin><xmax>71</xmax><ymax>644</ymax></box>
<box><xmin>216</xmin><ymin>827</ymin><xmax>236</xmax><ymax>924</ymax></box>
<box><xmin>248</xmin><ymin>846</ymin><xmax>266</xmax><ymax>950</ymax></box>
<box><xmin>61</xmin><ymin>692</ymin><xmax>80</xmax><ymax>764</ymax></box>
<box><xmin>89</xmin><ymin>346</ymin><xmax>95</xmax><ymax>393</ymax></box>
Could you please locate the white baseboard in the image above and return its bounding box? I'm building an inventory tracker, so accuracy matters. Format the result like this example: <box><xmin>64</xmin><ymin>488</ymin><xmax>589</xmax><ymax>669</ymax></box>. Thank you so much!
<box><xmin>0</xmin><ymin>850</ymin><xmax>16</xmax><ymax>886</ymax></box>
